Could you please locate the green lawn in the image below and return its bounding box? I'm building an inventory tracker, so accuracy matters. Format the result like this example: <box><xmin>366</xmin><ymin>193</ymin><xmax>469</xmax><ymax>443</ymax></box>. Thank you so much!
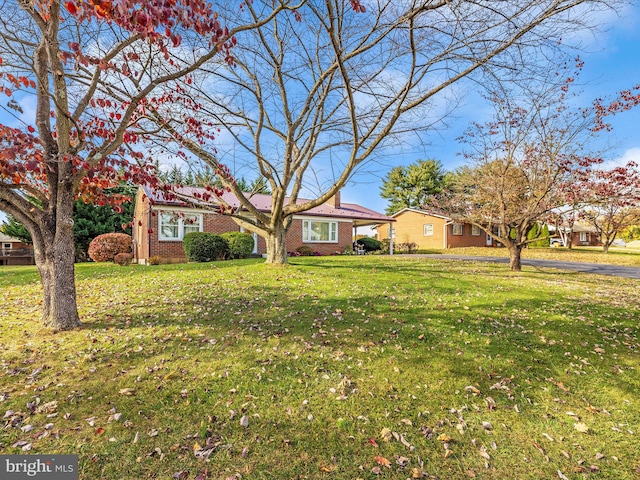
<box><xmin>1</xmin><ymin>257</ymin><xmax>639</xmax><ymax>479</ymax></box>
<box><xmin>438</xmin><ymin>246</ymin><xmax>640</xmax><ymax>266</ymax></box>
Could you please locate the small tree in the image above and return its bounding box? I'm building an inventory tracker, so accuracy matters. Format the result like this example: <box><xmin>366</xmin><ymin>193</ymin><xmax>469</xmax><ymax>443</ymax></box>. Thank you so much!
<box><xmin>0</xmin><ymin>1</ymin><xmax>275</xmax><ymax>330</ymax></box>
<box><xmin>434</xmin><ymin>67</ymin><xmax>604</xmax><ymax>271</ymax></box>
<box><xmin>581</xmin><ymin>163</ymin><xmax>640</xmax><ymax>253</ymax></box>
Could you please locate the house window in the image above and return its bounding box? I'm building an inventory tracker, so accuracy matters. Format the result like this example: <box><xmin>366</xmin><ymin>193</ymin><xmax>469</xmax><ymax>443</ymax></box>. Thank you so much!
<box><xmin>423</xmin><ymin>224</ymin><xmax>434</xmax><ymax>236</ymax></box>
<box><xmin>159</xmin><ymin>212</ymin><xmax>203</xmax><ymax>240</ymax></box>
<box><xmin>302</xmin><ymin>220</ymin><xmax>338</xmax><ymax>242</ymax></box>
<box><xmin>452</xmin><ymin>223</ymin><xmax>463</xmax><ymax>236</ymax></box>
<box><xmin>471</xmin><ymin>225</ymin><xmax>481</xmax><ymax>236</ymax></box>
<box><xmin>3</xmin><ymin>243</ymin><xmax>11</xmax><ymax>250</ymax></box>
<box><xmin>579</xmin><ymin>232</ymin><xmax>587</xmax><ymax>242</ymax></box>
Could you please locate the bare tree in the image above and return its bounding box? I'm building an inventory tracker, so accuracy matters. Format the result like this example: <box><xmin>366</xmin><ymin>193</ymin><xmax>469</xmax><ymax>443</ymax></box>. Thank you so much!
<box><xmin>155</xmin><ymin>0</ymin><xmax>617</xmax><ymax>264</ymax></box>
<box><xmin>433</xmin><ymin>72</ymin><xmax>603</xmax><ymax>270</ymax></box>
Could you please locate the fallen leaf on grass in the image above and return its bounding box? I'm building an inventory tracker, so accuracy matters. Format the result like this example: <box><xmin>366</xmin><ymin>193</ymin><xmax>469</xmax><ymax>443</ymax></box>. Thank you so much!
<box><xmin>380</xmin><ymin>427</ymin><xmax>393</xmax><ymax>442</ymax></box>
<box><xmin>119</xmin><ymin>388</ymin><xmax>135</xmax><ymax>396</ymax></box>
<box><xmin>574</xmin><ymin>423</ymin><xmax>589</xmax><ymax>433</ymax></box>
<box><xmin>374</xmin><ymin>455</ymin><xmax>391</xmax><ymax>467</ymax></box>
<box><xmin>319</xmin><ymin>464</ymin><xmax>337</xmax><ymax>473</ymax></box>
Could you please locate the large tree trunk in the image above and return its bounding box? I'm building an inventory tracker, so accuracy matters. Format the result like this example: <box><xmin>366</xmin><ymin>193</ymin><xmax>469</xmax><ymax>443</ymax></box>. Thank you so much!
<box><xmin>265</xmin><ymin>221</ymin><xmax>288</xmax><ymax>265</ymax></box>
<box><xmin>33</xmin><ymin>198</ymin><xmax>82</xmax><ymax>331</ymax></box>
<box><xmin>507</xmin><ymin>244</ymin><xmax>523</xmax><ymax>271</ymax></box>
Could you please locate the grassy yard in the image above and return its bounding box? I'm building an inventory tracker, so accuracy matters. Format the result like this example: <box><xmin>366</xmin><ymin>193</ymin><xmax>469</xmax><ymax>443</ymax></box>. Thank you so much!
<box><xmin>0</xmin><ymin>257</ymin><xmax>639</xmax><ymax>479</ymax></box>
<box><xmin>438</xmin><ymin>246</ymin><xmax>640</xmax><ymax>267</ymax></box>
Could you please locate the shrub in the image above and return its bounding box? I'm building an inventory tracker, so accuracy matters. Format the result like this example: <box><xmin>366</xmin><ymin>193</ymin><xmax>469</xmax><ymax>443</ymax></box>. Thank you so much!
<box><xmin>88</xmin><ymin>233</ymin><xmax>132</xmax><ymax>262</ymax></box>
<box><xmin>185</xmin><ymin>233</ymin><xmax>229</xmax><ymax>262</ymax></box>
<box><xmin>221</xmin><ymin>231</ymin><xmax>255</xmax><ymax>259</ymax></box>
<box><xmin>148</xmin><ymin>255</ymin><xmax>162</xmax><ymax>265</ymax></box>
<box><xmin>356</xmin><ymin>237</ymin><xmax>382</xmax><ymax>252</ymax></box>
<box><xmin>182</xmin><ymin>232</ymin><xmax>207</xmax><ymax>259</ymax></box>
<box><xmin>114</xmin><ymin>253</ymin><xmax>133</xmax><ymax>266</ymax></box>
<box><xmin>296</xmin><ymin>245</ymin><xmax>315</xmax><ymax>256</ymax></box>
<box><xmin>396</xmin><ymin>242</ymin><xmax>418</xmax><ymax>254</ymax></box>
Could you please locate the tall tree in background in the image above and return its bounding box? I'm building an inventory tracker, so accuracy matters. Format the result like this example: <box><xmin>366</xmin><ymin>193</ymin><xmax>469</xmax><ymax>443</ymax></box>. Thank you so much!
<box><xmin>154</xmin><ymin>0</ymin><xmax>616</xmax><ymax>265</ymax></box>
<box><xmin>0</xmin><ymin>1</ymin><xmax>279</xmax><ymax>330</ymax></box>
<box><xmin>380</xmin><ymin>159</ymin><xmax>449</xmax><ymax>215</ymax></box>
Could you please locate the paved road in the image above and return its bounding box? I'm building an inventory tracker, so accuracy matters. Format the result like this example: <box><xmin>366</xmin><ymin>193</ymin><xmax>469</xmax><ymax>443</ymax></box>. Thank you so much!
<box><xmin>402</xmin><ymin>254</ymin><xmax>640</xmax><ymax>279</ymax></box>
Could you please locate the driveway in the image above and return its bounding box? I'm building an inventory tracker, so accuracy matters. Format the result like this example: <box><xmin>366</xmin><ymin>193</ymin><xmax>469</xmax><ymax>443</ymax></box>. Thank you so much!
<box><xmin>402</xmin><ymin>254</ymin><xmax>640</xmax><ymax>279</ymax></box>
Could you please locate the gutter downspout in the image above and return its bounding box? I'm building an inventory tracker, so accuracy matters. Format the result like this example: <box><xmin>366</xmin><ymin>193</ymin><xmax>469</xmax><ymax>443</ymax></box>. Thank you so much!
<box><xmin>444</xmin><ymin>221</ymin><xmax>454</xmax><ymax>249</ymax></box>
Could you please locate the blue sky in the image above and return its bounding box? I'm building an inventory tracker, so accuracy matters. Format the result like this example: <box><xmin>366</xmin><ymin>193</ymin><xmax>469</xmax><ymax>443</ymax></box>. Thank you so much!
<box><xmin>342</xmin><ymin>3</ymin><xmax>640</xmax><ymax>216</ymax></box>
<box><xmin>1</xmin><ymin>3</ymin><xmax>639</xmax><ymax>228</ymax></box>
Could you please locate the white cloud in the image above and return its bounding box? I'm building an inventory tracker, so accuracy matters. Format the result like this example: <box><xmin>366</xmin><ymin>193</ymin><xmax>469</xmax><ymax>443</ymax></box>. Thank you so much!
<box><xmin>602</xmin><ymin>146</ymin><xmax>640</xmax><ymax>169</ymax></box>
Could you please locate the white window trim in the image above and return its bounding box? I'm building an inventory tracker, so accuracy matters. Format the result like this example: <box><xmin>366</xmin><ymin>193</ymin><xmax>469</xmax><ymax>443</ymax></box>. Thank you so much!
<box><xmin>158</xmin><ymin>210</ymin><xmax>204</xmax><ymax>241</ymax></box>
<box><xmin>302</xmin><ymin>219</ymin><xmax>339</xmax><ymax>243</ymax></box>
<box><xmin>579</xmin><ymin>232</ymin><xmax>587</xmax><ymax>242</ymax></box>
<box><xmin>471</xmin><ymin>225</ymin><xmax>481</xmax><ymax>236</ymax></box>
<box><xmin>452</xmin><ymin>223</ymin><xmax>463</xmax><ymax>236</ymax></box>
<box><xmin>423</xmin><ymin>224</ymin><xmax>434</xmax><ymax>236</ymax></box>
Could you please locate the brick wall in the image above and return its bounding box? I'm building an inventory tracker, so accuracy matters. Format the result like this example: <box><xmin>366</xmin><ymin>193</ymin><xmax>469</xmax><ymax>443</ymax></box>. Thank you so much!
<box><xmin>134</xmin><ymin>196</ymin><xmax>356</xmax><ymax>262</ymax></box>
<box><xmin>446</xmin><ymin>223</ymin><xmax>489</xmax><ymax>248</ymax></box>
<box><xmin>286</xmin><ymin>218</ymin><xmax>352</xmax><ymax>255</ymax></box>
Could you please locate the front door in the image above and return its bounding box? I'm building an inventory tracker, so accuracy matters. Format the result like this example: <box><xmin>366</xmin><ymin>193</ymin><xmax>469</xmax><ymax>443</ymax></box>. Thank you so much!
<box><xmin>486</xmin><ymin>233</ymin><xmax>493</xmax><ymax>246</ymax></box>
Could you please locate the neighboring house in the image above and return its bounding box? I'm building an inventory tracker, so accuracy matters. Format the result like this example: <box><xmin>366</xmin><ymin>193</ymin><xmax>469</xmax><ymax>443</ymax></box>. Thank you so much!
<box><xmin>550</xmin><ymin>223</ymin><xmax>601</xmax><ymax>247</ymax></box>
<box><xmin>0</xmin><ymin>233</ymin><xmax>34</xmax><ymax>266</ymax></box>
<box><xmin>132</xmin><ymin>185</ymin><xmax>394</xmax><ymax>264</ymax></box>
<box><xmin>374</xmin><ymin>208</ymin><xmax>500</xmax><ymax>249</ymax></box>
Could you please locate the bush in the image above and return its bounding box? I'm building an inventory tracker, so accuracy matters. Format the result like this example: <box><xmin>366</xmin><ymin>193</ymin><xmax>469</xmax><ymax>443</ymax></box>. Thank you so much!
<box><xmin>396</xmin><ymin>242</ymin><xmax>418</xmax><ymax>254</ymax></box>
<box><xmin>182</xmin><ymin>232</ymin><xmax>207</xmax><ymax>259</ymax></box>
<box><xmin>184</xmin><ymin>232</ymin><xmax>229</xmax><ymax>262</ymax></box>
<box><xmin>221</xmin><ymin>231</ymin><xmax>255</xmax><ymax>259</ymax></box>
<box><xmin>88</xmin><ymin>233</ymin><xmax>132</xmax><ymax>262</ymax></box>
<box><xmin>296</xmin><ymin>245</ymin><xmax>316</xmax><ymax>256</ymax></box>
<box><xmin>356</xmin><ymin>237</ymin><xmax>382</xmax><ymax>252</ymax></box>
<box><xmin>148</xmin><ymin>255</ymin><xmax>162</xmax><ymax>265</ymax></box>
<box><xmin>114</xmin><ymin>253</ymin><xmax>133</xmax><ymax>266</ymax></box>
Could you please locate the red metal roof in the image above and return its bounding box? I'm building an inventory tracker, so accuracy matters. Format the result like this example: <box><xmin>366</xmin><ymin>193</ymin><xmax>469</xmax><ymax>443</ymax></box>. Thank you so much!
<box><xmin>142</xmin><ymin>185</ymin><xmax>394</xmax><ymax>225</ymax></box>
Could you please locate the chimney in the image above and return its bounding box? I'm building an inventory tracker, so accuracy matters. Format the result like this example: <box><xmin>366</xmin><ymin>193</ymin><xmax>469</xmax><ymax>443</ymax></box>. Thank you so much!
<box><xmin>328</xmin><ymin>191</ymin><xmax>341</xmax><ymax>209</ymax></box>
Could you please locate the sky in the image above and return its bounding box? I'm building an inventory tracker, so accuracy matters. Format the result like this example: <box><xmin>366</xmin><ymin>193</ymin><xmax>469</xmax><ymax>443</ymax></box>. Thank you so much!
<box><xmin>1</xmin><ymin>2</ymin><xmax>639</xmax><ymax>230</ymax></box>
<box><xmin>341</xmin><ymin>2</ymin><xmax>640</xmax><ymax>217</ymax></box>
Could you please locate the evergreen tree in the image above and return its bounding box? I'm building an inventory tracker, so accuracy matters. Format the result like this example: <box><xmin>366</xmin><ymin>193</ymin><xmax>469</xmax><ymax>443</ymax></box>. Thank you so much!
<box><xmin>380</xmin><ymin>159</ymin><xmax>449</xmax><ymax>215</ymax></box>
<box><xmin>0</xmin><ymin>215</ymin><xmax>32</xmax><ymax>243</ymax></box>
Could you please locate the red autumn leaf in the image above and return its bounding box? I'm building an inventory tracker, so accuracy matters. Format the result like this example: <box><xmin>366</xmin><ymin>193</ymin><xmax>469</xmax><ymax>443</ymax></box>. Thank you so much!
<box><xmin>27</xmin><ymin>125</ymin><xmax>35</xmax><ymax>133</ymax></box>
<box><xmin>65</xmin><ymin>1</ymin><xmax>77</xmax><ymax>14</ymax></box>
<box><xmin>95</xmin><ymin>427</ymin><xmax>105</xmax><ymax>435</ymax></box>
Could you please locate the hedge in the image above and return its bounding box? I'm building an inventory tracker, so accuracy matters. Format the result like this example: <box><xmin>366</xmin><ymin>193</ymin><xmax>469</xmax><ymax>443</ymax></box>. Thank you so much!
<box><xmin>221</xmin><ymin>231</ymin><xmax>255</xmax><ymax>259</ymax></box>
<box><xmin>183</xmin><ymin>232</ymin><xmax>229</xmax><ymax>262</ymax></box>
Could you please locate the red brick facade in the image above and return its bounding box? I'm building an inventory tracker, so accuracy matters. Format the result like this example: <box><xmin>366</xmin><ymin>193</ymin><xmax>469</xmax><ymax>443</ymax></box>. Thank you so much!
<box><xmin>133</xmin><ymin>189</ymin><xmax>356</xmax><ymax>263</ymax></box>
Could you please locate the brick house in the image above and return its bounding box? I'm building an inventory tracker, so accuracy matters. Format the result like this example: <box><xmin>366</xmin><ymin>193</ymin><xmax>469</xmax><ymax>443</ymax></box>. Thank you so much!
<box><xmin>0</xmin><ymin>233</ymin><xmax>34</xmax><ymax>266</ymax></box>
<box><xmin>551</xmin><ymin>223</ymin><xmax>601</xmax><ymax>247</ymax></box>
<box><xmin>373</xmin><ymin>208</ymin><xmax>500</xmax><ymax>249</ymax></box>
<box><xmin>132</xmin><ymin>185</ymin><xmax>394</xmax><ymax>264</ymax></box>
